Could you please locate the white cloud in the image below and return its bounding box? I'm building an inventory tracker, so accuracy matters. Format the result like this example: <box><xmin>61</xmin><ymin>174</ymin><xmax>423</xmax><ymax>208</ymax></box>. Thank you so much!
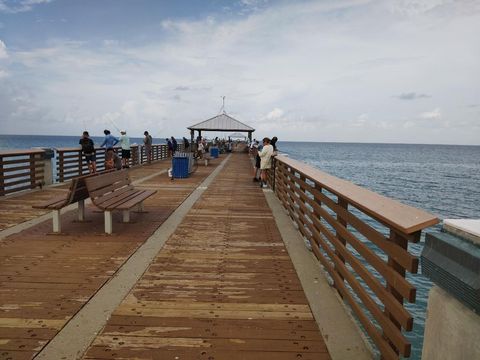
<box><xmin>266</xmin><ymin>108</ymin><xmax>284</xmax><ymax>120</ymax></box>
<box><xmin>0</xmin><ymin>0</ymin><xmax>53</xmax><ymax>13</ymax></box>
<box><xmin>419</xmin><ymin>108</ymin><xmax>442</xmax><ymax>120</ymax></box>
<box><xmin>352</xmin><ymin>113</ymin><xmax>369</xmax><ymax>127</ymax></box>
<box><xmin>0</xmin><ymin>39</ymin><xmax>7</xmax><ymax>59</ymax></box>
<box><xmin>0</xmin><ymin>0</ymin><xmax>479</xmax><ymax>144</ymax></box>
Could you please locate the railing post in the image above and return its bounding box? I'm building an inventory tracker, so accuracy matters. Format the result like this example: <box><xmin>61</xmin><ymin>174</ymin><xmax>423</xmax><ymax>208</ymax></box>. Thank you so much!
<box><xmin>272</xmin><ymin>157</ymin><xmax>276</xmax><ymax>191</ymax></box>
<box><xmin>42</xmin><ymin>149</ymin><xmax>54</xmax><ymax>186</ymax></box>
<box><xmin>130</xmin><ymin>145</ymin><xmax>138</xmax><ymax>166</ymax></box>
<box><xmin>29</xmin><ymin>153</ymin><xmax>36</xmax><ymax>189</ymax></box>
<box><xmin>0</xmin><ymin>156</ymin><xmax>4</xmax><ymax>196</ymax></box>
<box><xmin>58</xmin><ymin>151</ymin><xmax>64</xmax><ymax>182</ymax></box>
<box><xmin>78</xmin><ymin>150</ymin><xmax>83</xmax><ymax>176</ymax></box>
<box><xmin>384</xmin><ymin>229</ymin><xmax>409</xmax><ymax>356</ymax></box>
<box><xmin>334</xmin><ymin>197</ymin><xmax>348</xmax><ymax>290</ymax></box>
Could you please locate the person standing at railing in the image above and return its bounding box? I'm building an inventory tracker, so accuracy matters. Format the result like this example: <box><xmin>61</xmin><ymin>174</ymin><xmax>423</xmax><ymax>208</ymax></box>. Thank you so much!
<box><xmin>271</xmin><ymin>136</ymin><xmax>278</xmax><ymax>155</ymax></box>
<box><xmin>171</xmin><ymin>136</ymin><xmax>178</xmax><ymax>155</ymax></box>
<box><xmin>183</xmin><ymin>137</ymin><xmax>190</xmax><ymax>151</ymax></box>
<box><xmin>79</xmin><ymin>131</ymin><xmax>97</xmax><ymax>174</ymax></box>
<box><xmin>258</xmin><ymin>137</ymin><xmax>274</xmax><ymax>188</ymax></box>
<box><xmin>144</xmin><ymin>131</ymin><xmax>153</xmax><ymax>164</ymax></box>
<box><xmin>252</xmin><ymin>140</ymin><xmax>260</xmax><ymax>182</ymax></box>
<box><xmin>166</xmin><ymin>138</ymin><xmax>174</xmax><ymax>157</ymax></box>
<box><xmin>100</xmin><ymin>129</ymin><xmax>119</xmax><ymax>148</ymax></box>
<box><xmin>119</xmin><ymin>130</ymin><xmax>131</xmax><ymax>169</ymax></box>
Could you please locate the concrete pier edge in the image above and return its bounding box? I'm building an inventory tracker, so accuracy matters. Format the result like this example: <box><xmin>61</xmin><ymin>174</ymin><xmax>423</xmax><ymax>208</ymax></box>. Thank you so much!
<box><xmin>263</xmin><ymin>189</ymin><xmax>373</xmax><ymax>360</ymax></box>
<box><xmin>34</xmin><ymin>155</ymin><xmax>231</xmax><ymax>360</ymax></box>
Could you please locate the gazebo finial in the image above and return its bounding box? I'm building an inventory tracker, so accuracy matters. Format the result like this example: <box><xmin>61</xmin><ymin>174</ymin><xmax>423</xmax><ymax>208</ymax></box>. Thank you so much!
<box><xmin>220</xmin><ymin>96</ymin><xmax>226</xmax><ymax>114</ymax></box>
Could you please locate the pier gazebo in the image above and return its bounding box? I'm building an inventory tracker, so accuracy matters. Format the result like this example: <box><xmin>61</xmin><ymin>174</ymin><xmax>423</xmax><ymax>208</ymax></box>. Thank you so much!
<box><xmin>187</xmin><ymin>112</ymin><xmax>255</xmax><ymax>144</ymax></box>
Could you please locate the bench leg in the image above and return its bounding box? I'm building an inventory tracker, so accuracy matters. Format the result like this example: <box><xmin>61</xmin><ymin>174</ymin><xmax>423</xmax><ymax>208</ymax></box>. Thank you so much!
<box><xmin>78</xmin><ymin>200</ymin><xmax>85</xmax><ymax>221</ymax></box>
<box><xmin>205</xmin><ymin>159</ymin><xmax>208</xmax><ymax>166</ymax></box>
<box><xmin>52</xmin><ymin>209</ymin><xmax>61</xmax><ymax>233</ymax></box>
<box><xmin>104</xmin><ymin>211</ymin><xmax>113</xmax><ymax>234</ymax></box>
<box><xmin>123</xmin><ymin>210</ymin><xmax>130</xmax><ymax>223</ymax></box>
<box><xmin>135</xmin><ymin>202</ymin><xmax>147</xmax><ymax>213</ymax></box>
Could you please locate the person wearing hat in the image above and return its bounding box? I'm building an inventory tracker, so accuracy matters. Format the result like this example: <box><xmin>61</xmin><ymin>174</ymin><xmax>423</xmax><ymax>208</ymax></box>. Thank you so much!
<box><xmin>119</xmin><ymin>130</ymin><xmax>131</xmax><ymax>168</ymax></box>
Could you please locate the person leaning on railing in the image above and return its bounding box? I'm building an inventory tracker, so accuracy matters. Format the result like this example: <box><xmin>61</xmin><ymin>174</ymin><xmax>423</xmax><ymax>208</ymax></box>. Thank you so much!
<box><xmin>79</xmin><ymin>131</ymin><xmax>97</xmax><ymax>174</ymax></box>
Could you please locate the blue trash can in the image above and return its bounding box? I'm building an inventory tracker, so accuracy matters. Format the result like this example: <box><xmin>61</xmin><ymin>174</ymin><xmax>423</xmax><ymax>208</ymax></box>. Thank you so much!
<box><xmin>210</xmin><ymin>147</ymin><xmax>219</xmax><ymax>158</ymax></box>
<box><xmin>172</xmin><ymin>156</ymin><xmax>189</xmax><ymax>178</ymax></box>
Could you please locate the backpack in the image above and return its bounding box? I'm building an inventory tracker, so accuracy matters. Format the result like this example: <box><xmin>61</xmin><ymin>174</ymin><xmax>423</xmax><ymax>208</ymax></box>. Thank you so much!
<box><xmin>80</xmin><ymin>138</ymin><xmax>94</xmax><ymax>154</ymax></box>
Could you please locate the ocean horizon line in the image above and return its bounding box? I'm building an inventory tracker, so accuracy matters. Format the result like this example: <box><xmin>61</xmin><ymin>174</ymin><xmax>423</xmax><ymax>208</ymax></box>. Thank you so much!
<box><xmin>0</xmin><ymin>133</ymin><xmax>478</xmax><ymax>148</ymax></box>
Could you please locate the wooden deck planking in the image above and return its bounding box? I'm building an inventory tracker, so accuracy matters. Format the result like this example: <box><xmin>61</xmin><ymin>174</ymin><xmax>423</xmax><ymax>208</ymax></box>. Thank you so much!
<box><xmin>83</xmin><ymin>153</ymin><xmax>331</xmax><ymax>360</ymax></box>
<box><xmin>0</xmin><ymin>161</ymin><xmax>219</xmax><ymax>359</ymax></box>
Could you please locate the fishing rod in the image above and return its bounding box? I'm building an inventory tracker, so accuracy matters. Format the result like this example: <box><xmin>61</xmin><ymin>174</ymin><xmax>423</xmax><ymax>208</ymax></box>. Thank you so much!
<box><xmin>108</xmin><ymin>118</ymin><xmax>122</xmax><ymax>133</ymax></box>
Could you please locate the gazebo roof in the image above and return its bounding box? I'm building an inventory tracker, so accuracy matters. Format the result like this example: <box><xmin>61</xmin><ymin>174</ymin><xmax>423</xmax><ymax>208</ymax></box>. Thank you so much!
<box><xmin>188</xmin><ymin>113</ymin><xmax>255</xmax><ymax>132</ymax></box>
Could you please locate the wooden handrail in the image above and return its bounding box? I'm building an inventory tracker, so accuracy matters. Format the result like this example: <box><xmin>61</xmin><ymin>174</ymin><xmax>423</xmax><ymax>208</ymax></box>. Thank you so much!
<box><xmin>275</xmin><ymin>155</ymin><xmax>438</xmax><ymax>234</ymax></box>
<box><xmin>272</xmin><ymin>155</ymin><xmax>439</xmax><ymax>359</ymax></box>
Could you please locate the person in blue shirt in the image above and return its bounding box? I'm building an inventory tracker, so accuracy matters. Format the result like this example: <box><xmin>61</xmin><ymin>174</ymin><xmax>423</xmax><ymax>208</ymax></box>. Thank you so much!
<box><xmin>100</xmin><ymin>129</ymin><xmax>119</xmax><ymax>148</ymax></box>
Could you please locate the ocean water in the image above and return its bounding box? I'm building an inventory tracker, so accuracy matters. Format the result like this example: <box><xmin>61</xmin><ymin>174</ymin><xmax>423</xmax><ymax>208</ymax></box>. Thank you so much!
<box><xmin>1</xmin><ymin>135</ymin><xmax>479</xmax><ymax>358</ymax></box>
<box><xmin>278</xmin><ymin>141</ymin><xmax>480</xmax><ymax>359</ymax></box>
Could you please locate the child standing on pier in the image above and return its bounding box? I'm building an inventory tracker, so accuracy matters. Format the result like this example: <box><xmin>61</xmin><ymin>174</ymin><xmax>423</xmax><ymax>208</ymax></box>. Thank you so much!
<box><xmin>105</xmin><ymin>147</ymin><xmax>122</xmax><ymax>170</ymax></box>
<box><xmin>79</xmin><ymin>131</ymin><xmax>97</xmax><ymax>174</ymax></box>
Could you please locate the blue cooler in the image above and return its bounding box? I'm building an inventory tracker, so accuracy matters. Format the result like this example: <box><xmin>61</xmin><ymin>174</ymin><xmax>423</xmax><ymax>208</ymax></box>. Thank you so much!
<box><xmin>210</xmin><ymin>147</ymin><xmax>219</xmax><ymax>158</ymax></box>
<box><xmin>172</xmin><ymin>156</ymin><xmax>189</xmax><ymax>178</ymax></box>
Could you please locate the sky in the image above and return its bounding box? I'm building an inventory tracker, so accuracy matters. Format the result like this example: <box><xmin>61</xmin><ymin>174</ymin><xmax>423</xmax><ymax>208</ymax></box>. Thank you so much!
<box><xmin>0</xmin><ymin>0</ymin><xmax>479</xmax><ymax>144</ymax></box>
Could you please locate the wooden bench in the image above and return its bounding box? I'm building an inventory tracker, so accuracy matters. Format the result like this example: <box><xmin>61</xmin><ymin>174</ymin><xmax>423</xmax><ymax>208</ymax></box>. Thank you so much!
<box><xmin>33</xmin><ymin>172</ymin><xmax>104</xmax><ymax>233</ymax></box>
<box><xmin>85</xmin><ymin>170</ymin><xmax>156</xmax><ymax>234</ymax></box>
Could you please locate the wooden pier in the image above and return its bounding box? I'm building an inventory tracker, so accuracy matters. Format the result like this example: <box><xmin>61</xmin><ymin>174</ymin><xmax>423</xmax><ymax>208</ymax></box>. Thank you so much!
<box><xmin>0</xmin><ymin>150</ymin><xmax>438</xmax><ymax>360</ymax></box>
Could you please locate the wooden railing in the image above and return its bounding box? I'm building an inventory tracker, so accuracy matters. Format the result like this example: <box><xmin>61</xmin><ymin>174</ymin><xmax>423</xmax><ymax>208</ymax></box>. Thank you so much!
<box><xmin>0</xmin><ymin>143</ymin><xmax>190</xmax><ymax>195</ymax></box>
<box><xmin>56</xmin><ymin>146</ymin><xmax>116</xmax><ymax>182</ymax></box>
<box><xmin>56</xmin><ymin>144</ymin><xmax>187</xmax><ymax>182</ymax></box>
<box><xmin>140</xmin><ymin>143</ymin><xmax>186</xmax><ymax>163</ymax></box>
<box><xmin>272</xmin><ymin>155</ymin><xmax>438</xmax><ymax>360</ymax></box>
<box><xmin>0</xmin><ymin>149</ymin><xmax>45</xmax><ymax>196</ymax></box>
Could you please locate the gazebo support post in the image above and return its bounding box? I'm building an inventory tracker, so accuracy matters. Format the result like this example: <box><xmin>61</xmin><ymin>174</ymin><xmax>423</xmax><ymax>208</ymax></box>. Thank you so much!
<box><xmin>248</xmin><ymin>131</ymin><xmax>252</xmax><ymax>142</ymax></box>
<box><xmin>190</xmin><ymin>129</ymin><xmax>194</xmax><ymax>152</ymax></box>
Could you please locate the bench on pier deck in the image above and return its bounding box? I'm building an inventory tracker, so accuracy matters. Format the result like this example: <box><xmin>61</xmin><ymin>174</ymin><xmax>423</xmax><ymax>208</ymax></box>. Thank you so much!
<box><xmin>32</xmin><ymin>171</ymin><xmax>108</xmax><ymax>233</ymax></box>
<box><xmin>85</xmin><ymin>170</ymin><xmax>156</xmax><ymax>234</ymax></box>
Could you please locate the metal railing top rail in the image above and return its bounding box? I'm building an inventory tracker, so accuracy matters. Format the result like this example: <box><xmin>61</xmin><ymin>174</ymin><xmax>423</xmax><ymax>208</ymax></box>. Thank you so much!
<box><xmin>0</xmin><ymin>149</ymin><xmax>46</xmax><ymax>156</ymax></box>
<box><xmin>275</xmin><ymin>155</ymin><xmax>439</xmax><ymax>235</ymax></box>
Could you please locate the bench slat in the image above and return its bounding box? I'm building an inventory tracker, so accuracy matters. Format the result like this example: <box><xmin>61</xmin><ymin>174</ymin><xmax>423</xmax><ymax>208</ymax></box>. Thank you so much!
<box><xmin>115</xmin><ymin>190</ymin><xmax>156</xmax><ymax>210</ymax></box>
<box><xmin>91</xmin><ymin>184</ymin><xmax>134</xmax><ymax>204</ymax></box>
<box><xmin>95</xmin><ymin>188</ymin><xmax>140</xmax><ymax>210</ymax></box>
<box><xmin>102</xmin><ymin>190</ymin><xmax>146</xmax><ymax>210</ymax></box>
<box><xmin>86</xmin><ymin>170</ymin><xmax>130</xmax><ymax>193</ymax></box>
<box><xmin>88</xmin><ymin>179</ymin><xmax>131</xmax><ymax>199</ymax></box>
<box><xmin>32</xmin><ymin>193</ymin><xmax>69</xmax><ymax>210</ymax></box>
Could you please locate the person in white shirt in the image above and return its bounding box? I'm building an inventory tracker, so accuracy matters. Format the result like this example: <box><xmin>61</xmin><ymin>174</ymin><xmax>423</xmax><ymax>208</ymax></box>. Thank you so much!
<box><xmin>119</xmin><ymin>130</ymin><xmax>131</xmax><ymax>168</ymax></box>
<box><xmin>258</xmin><ymin>137</ymin><xmax>274</xmax><ymax>188</ymax></box>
